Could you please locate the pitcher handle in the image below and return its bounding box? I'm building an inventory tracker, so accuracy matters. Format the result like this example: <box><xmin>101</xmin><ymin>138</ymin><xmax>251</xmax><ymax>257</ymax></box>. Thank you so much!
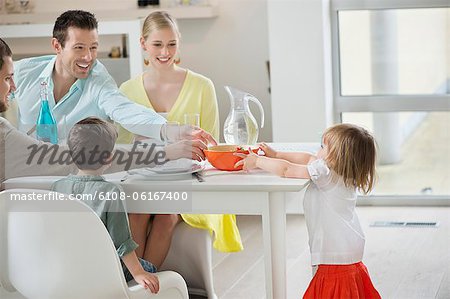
<box><xmin>247</xmin><ymin>95</ymin><xmax>265</xmax><ymax>128</ymax></box>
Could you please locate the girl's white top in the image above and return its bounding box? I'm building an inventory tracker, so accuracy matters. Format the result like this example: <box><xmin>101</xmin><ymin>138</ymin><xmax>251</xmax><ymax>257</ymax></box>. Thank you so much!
<box><xmin>304</xmin><ymin>159</ymin><xmax>365</xmax><ymax>266</ymax></box>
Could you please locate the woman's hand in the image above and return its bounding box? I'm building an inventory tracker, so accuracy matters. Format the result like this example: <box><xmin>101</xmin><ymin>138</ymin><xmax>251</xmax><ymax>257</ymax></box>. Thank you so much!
<box><xmin>259</xmin><ymin>142</ymin><xmax>277</xmax><ymax>158</ymax></box>
<box><xmin>234</xmin><ymin>149</ymin><xmax>259</xmax><ymax>171</ymax></box>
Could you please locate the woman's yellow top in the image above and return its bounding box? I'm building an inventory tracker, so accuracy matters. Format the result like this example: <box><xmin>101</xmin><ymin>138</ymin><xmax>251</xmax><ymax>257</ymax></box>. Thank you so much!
<box><xmin>117</xmin><ymin>70</ymin><xmax>243</xmax><ymax>252</ymax></box>
<box><xmin>117</xmin><ymin>70</ymin><xmax>219</xmax><ymax>142</ymax></box>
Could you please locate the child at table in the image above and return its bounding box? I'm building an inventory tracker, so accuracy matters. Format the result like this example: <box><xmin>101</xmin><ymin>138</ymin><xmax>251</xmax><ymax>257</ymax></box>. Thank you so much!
<box><xmin>51</xmin><ymin>117</ymin><xmax>159</xmax><ymax>294</ymax></box>
<box><xmin>236</xmin><ymin>123</ymin><xmax>381</xmax><ymax>299</ymax></box>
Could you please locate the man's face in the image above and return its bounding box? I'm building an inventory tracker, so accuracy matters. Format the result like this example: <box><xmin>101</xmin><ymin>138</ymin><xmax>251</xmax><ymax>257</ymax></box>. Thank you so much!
<box><xmin>53</xmin><ymin>27</ymin><xmax>98</xmax><ymax>80</ymax></box>
<box><xmin>0</xmin><ymin>56</ymin><xmax>15</xmax><ymax>113</ymax></box>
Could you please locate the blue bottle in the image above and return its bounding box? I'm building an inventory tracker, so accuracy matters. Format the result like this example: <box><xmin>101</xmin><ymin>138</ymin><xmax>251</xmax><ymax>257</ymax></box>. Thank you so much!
<box><xmin>36</xmin><ymin>81</ymin><xmax>58</xmax><ymax>144</ymax></box>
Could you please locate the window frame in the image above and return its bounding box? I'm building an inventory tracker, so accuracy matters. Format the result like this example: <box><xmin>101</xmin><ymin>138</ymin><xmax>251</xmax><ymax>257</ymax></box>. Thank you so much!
<box><xmin>330</xmin><ymin>0</ymin><xmax>450</xmax><ymax>121</ymax></box>
<box><xmin>330</xmin><ymin>0</ymin><xmax>450</xmax><ymax>202</ymax></box>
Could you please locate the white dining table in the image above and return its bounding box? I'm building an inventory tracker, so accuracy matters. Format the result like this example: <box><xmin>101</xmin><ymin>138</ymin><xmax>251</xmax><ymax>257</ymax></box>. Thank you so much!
<box><xmin>4</xmin><ymin>169</ymin><xmax>308</xmax><ymax>299</ymax></box>
<box><xmin>3</xmin><ymin>143</ymin><xmax>318</xmax><ymax>299</ymax></box>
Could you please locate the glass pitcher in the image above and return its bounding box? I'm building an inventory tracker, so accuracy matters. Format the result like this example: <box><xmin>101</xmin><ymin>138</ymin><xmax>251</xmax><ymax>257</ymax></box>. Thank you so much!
<box><xmin>223</xmin><ymin>86</ymin><xmax>265</xmax><ymax>145</ymax></box>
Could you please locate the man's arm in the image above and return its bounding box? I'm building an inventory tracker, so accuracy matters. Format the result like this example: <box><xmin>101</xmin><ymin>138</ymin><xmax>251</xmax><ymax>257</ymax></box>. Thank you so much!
<box><xmin>106</xmin><ymin>142</ymin><xmax>166</xmax><ymax>173</ymax></box>
<box><xmin>96</xmin><ymin>74</ymin><xmax>166</xmax><ymax>140</ymax></box>
<box><xmin>95</xmin><ymin>70</ymin><xmax>217</xmax><ymax>147</ymax></box>
<box><xmin>3</xmin><ymin>118</ymin><xmax>77</xmax><ymax>180</ymax></box>
<box><xmin>106</xmin><ymin>138</ymin><xmax>211</xmax><ymax>173</ymax></box>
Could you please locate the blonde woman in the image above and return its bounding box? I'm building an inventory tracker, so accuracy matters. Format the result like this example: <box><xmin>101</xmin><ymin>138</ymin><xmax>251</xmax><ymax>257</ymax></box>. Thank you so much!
<box><xmin>117</xmin><ymin>11</ymin><xmax>218</xmax><ymax>143</ymax></box>
<box><xmin>118</xmin><ymin>11</ymin><xmax>242</xmax><ymax>269</ymax></box>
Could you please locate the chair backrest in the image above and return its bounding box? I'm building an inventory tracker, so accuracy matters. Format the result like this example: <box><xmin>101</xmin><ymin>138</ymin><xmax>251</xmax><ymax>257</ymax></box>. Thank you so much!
<box><xmin>0</xmin><ymin>189</ymin><xmax>131</xmax><ymax>299</ymax></box>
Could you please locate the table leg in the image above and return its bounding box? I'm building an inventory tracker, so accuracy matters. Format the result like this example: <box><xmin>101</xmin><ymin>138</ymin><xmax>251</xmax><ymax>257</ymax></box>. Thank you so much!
<box><xmin>262</xmin><ymin>191</ymin><xmax>287</xmax><ymax>299</ymax></box>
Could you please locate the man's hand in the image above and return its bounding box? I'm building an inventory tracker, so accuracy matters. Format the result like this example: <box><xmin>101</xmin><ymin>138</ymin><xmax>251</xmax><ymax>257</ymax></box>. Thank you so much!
<box><xmin>165</xmin><ymin>139</ymin><xmax>208</xmax><ymax>161</ymax></box>
<box><xmin>164</xmin><ymin>124</ymin><xmax>217</xmax><ymax>146</ymax></box>
<box><xmin>187</xmin><ymin>126</ymin><xmax>217</xmax><ymax>146</ymax></box>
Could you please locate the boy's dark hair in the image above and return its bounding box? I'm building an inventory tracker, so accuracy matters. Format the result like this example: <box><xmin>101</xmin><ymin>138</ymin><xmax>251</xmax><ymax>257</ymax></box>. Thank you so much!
<box><xmin>53</xmin><ymin>10</ymin><xmax>98</xmax><ymax>47</ymax></box>
<box><xmin>67</xmin><ymin>117</ymin><xmax>118</xmax><ymax>171</ymax></box>
<box><xmin>0</xmin><ymin>38</ymin><xmax>12</xmax><ymax>70</ymax></box>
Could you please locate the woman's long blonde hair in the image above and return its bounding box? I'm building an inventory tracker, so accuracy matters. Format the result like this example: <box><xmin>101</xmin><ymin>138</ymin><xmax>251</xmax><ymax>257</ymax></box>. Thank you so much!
<box><xmin>142</xmin><ymin>11</ymin><xmax>181</xmax><ymax>66</ymax></box>
<box><xmin>323</xmin><ymin>124</ymin><xmax>377</xmax><ymax>194</ymax></box>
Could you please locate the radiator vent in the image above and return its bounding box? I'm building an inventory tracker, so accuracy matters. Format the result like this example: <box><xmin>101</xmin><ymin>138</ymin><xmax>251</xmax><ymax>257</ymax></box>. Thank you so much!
<box><xmin>370</xmin><ymin>221</ymin><xmax>439</xmax><ymax>228</ymax></box>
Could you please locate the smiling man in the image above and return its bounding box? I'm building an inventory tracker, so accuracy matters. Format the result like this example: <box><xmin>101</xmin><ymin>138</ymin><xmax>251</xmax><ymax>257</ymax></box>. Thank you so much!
<box><xmin>0</xmin><ymin>37</ymin><xmax>77</xmax><ymax>190</ymax></box>
<box><xmin>0</xmin><ymin>39</ymin><xmax>14</xmax><ymax>113</ymax></box>
<box><xmin>12</xmin><ymin>10</ymin><xmax>215</xmax><ymax>152</ymax></box>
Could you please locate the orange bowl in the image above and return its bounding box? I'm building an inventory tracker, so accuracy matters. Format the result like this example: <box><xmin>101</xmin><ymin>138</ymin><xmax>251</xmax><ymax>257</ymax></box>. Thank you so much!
<box><xmin>204</xmin><ymin>145</ymin><xmax>259</xmax><ymax>171</ymax></box>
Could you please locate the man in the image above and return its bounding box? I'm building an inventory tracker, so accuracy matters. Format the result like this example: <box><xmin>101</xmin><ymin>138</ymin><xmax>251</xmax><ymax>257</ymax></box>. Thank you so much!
<box><xmin>1</xmin><ymin>37</ymin><xmax>71</xmax><ymax>189</ymax></box>
<box><xmin>13</xmin><ymin>10</ymin><xmax>215</xmax><ymax>147</ymax></box>
<box><xmin>0</xmin><ymin>38</ymin><xmax>207</xmax><ymax>190</ymax></box>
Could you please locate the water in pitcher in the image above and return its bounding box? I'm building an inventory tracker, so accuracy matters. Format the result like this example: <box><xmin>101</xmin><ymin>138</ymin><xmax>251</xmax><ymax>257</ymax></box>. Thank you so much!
<box><xmin>223</xmin><ymin>111</ymin><xmax>259</xmax><ymax>145</ymax></box>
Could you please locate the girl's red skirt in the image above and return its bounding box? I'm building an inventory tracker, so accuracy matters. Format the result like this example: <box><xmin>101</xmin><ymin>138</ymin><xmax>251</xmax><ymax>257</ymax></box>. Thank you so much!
<box><xmin>303</xmin><ymin>262</ymin><xmax>381</xmax><ymax>299</ymax></box>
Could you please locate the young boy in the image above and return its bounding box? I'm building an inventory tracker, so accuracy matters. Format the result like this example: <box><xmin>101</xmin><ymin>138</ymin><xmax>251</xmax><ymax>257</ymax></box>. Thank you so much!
<box><xmin>51</xmin><ymin>117</ymin><xmax>159</xmax><ymax>293</ymax></box>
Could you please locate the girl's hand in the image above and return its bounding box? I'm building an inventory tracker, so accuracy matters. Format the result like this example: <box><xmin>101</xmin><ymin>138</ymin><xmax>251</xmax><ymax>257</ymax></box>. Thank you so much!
<box><xmin>259</xmin><ymin>142</ymin><xmax>277</xmax><ymax>158</ymax></box>
<box><xmin>234</xmin><ymin>149</ymin><xmax>259</xmax><ymax>171</ymax></box>
<box><xmin>134</xmin><ymin>271</ymin><xmax>160</xmax><ymax>294</ymax></box>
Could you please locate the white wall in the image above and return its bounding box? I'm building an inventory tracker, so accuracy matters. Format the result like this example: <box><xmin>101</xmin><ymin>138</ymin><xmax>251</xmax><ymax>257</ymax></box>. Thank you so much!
<box><xmin>267</xmin><ymin>0</ymin><xmax>333</xmax><ymax>142</ymax></box>
<box><xmin>6</xmin><ymin>0</ymin><xmax>137</xmax><ymax>12</ymax></box>
<box><xmin>178</xmin><ymin>0</ymin><xmax>272</xmax><ymax>142</ymax></box>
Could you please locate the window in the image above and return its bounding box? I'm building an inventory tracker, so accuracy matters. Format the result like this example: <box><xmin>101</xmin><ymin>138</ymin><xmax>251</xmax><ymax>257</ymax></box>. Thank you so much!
<box><xmin>331</xmin><ymin>1</ymin><xmax>450</xmax><ymax>199</ymax></box>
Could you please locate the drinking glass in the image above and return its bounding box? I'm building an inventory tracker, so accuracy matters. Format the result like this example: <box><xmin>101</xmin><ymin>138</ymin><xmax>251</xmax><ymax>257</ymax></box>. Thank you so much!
<box><xmin>183</xmin><ymin>113</ymin><xmax>200</xmax><ymax>127</ymax></box>
<box><xmin>164</xmin><ymin>121</ymin><xmax>181</xmax><ymax>144</ymax></box>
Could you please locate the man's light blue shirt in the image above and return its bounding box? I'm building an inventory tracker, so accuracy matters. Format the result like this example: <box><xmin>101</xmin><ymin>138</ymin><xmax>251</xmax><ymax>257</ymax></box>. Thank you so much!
<box><xmin>13</xmin><ymin>55</ymin><xmax>166</xmax><ymax>139</ymax></box>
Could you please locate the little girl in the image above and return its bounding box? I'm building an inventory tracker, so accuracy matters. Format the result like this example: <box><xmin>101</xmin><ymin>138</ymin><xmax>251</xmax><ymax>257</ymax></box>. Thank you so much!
<box><xmin>236</xmin><ymin>123</ymin><xmax>381</xmax><ymax>298</ymax></box>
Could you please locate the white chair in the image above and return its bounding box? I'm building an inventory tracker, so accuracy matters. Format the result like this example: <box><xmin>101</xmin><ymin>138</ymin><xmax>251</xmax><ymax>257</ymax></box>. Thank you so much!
<box><xmin>160</xmin><ymin>222</ymin><xmax>217</xmax><ymax>299</ymax></box>
<box><xmin>0</xmin><ymin>284</ymin><xmax>26</xmax><ymax>299</ymax></box>
<box><xmin>0</xmin><ymin>189</ymin><xmax>189</xmax><ymax>299</ymax></box>
<box><xmin>4</xmin><ymin>177</ymin><xmax>219</xmax><ymax>298</ymax></box>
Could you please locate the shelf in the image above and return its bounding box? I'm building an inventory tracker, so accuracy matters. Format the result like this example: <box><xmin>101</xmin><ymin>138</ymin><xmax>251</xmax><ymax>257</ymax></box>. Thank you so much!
<box><xmin>0</xmin><ymin>5</ymin><xmax>219</xmax><ymax>25</ymax></box>
<box><xmin>1</xmin><ymin>19</ymin><xmax>145</xmax><ymax>79</ymax></box>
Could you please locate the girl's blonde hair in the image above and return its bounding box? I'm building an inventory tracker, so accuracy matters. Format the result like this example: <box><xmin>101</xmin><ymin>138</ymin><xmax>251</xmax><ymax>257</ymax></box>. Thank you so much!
<box><xmin>323</xmin><ymin>123</ymin><xmax>377</xmax><ymax>194</ymax></box>
<box><xmin>142</xmin><ymin>11</ymin><xmax>181</xmax><ymax>66</ymax></box>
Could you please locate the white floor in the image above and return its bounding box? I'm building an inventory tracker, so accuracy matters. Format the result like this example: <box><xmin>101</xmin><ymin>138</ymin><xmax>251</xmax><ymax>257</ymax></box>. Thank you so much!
<box><xmin>210</xmin><ymin>207</ymin><xmax>450</xmax><ymax>299</ymax></box>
